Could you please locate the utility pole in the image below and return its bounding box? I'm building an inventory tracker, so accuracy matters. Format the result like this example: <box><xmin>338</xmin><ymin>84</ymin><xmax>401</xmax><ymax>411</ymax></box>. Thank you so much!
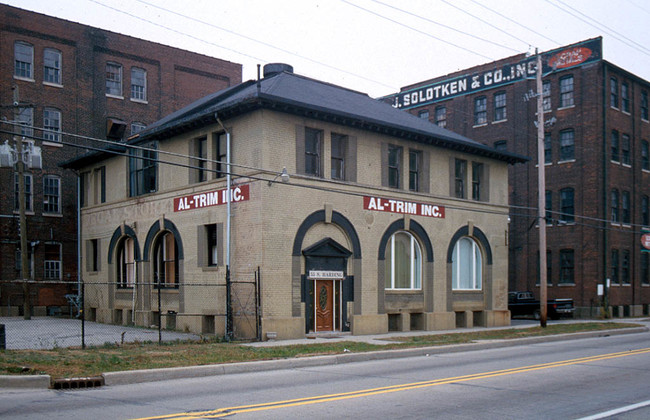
<box><xmin>536</xmin><ymin>51</ymin><xmax>547</xmax><ymax>327</ymax></box>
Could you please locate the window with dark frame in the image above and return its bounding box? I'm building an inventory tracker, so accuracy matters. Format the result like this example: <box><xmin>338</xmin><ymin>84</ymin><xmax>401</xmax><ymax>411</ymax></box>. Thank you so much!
<box><xmin>14</xmin><ymin>173</ymin><xmax>33</xmax><ymax>212</ymax></box>
<box><xmin>215</xmin><ymin>132</ymin><xmax>227</xmax><ymax>178</ymax></box>
<box><xmin>494</xmin><ymin>140</ymin><xmax>507</xmax><ymax>151</ymax></box>
<box><xmin>129</xmin><ymin>141</ymin><xmax>158</xmax><ymax>196</ymax></box>
<box><xmin>560</xmin><ymin>75</ymin><xmax>574</xmax><ymax>107</ymax></box>
<box><xmin>642</xmin><ymin>253</ymin><xmax>650</xmax><ymax>285</ymax></box>
<box><xmin>560</xmin><ymin>188</ymin><xmax>574</xmax><ymax>223</ymax></box>
<box><xmin>537</xmin><ymin>250</ymin><xmax>552</xmax><ymax>285</ymax></box>
<box><xmin>611</xmin><ymin>189</ymin><xmax>619</xmax><ymax>223</ymax></box>
<box><xmin>153</xmin><ymin>231</ymin><xmax>178</xmax><ymax>288</ymax></box>
<box><xmin>195</xmin><ymin>136</ymin><xmax>208</xmax><ymax>183</ymax></box>
<box><xmin>388</xmin><ymin>145</ymin><xmax>401</xmax><ymax>188</ymax></box>
<box><xmin>418</xmin><ymin>110</ymin><xmax>429</xmax><ymax>119</ymax></box>
<box><xmin>44</xmin><ymin>243</ymin><xmax>61</xmax><ymax>280</ymax></box>
<box><xmin>543</xmin><ymin>81</ymin><xmax>551</xmax><ymax>112</ymax></box>
<box><xmin>545</xmin><ymin>190</ymin><xmax>553</xmax><ymax>223</ymax></box>
<box><xmin>472</xmin><ymin>162</ymin><xmax>483</xmax><ymax>201</ymax></box>
<box><xmin>43</xmin><ymin>48</ymin><xmax>61</xmax><ymax>84</ymax></box>
<box><xmin>455</xmin><ymin>159</ymin><xmax>467</xmax><ymax>199</ymax></box>
<box><xmin>611</xmin><ymin>249</ymin><xmax>619</xmax><ymax>284</ymax></box>
<box><xmin>474</xmin><ymin>96</ymin><xmax>487</xmax><ymax>125</ymax></box>
<box><xmin>18</xmin><ymin>107</ymin><xmax>33</xmax><ymax>137</ymax></box>
<box><xmin>494</xmin><ymin>91</ymin><xmax>506</xmax><ymax>121</ymax></box>
<box><xmin>117</xmin><ymin>237</ymin><xmax>135</xmax><ymax>288</ymax></box>
<box><xmin>331</xmin><ymin>133</ymin><xmax>346</xmax><ymax>180</ymax></box>
<box><xmin>305</xmin><ymin>128</ymin><xmax>322</xmax><ymax>177</ymax></box>
<box><xmin>622</xmin><ymin>191</ymin><xmax>630</xmax><ymax>224</ymax></box>
<box><xmin>622</xmin><ymin>250</ymin><xmax>630</xmax><ymax>284</ymax></box>
<box><xmin>642</xmin><ymin>140</ymin><xmax>649</xmax><ymax>170</ymax></box>
<box><xmin>131</xmin><ymin>67</ymin><xmax>147</xmax><ymax>101</ymax></box>
<box><xmin>43</xmin><ymin>108</ymin><xmax>61</xmax><ymax>142</ymax></box>
<box><xmin>621</xmin><ymin>134</ymin><xmax>630</xmax><ymax>165</ymax></box>
<box><xmin>106</xmin><ymin>62</ymin><xmax>123</xmax><ymax>96</ymax></box>
<box><xmin>642</xmin><ymin>91</ymin><xmax>649</xmax><ymax>120</ymax></box>
<box><xmin>207</xmin><ymin>224</ymin><xmax>218</xmax><ymax>267</ymax></box>
<box><xmin>643</xmin><ymin>195</ymin><xmax>649</xmax><ymax>226</ymax></box>
<box><xmin>621</xmin><ymin>82</ymin><xmax>630</xmax><ymax>112</ymax></box>
<box><xmin>544</xmin><ymin>133</ymin><xmax>552</xmax><ymax>164</ymax></box>
<box><xmin>14</xmin><ymin>41</ymin><xmax>33</xmax><ymax>79</ymax></box>
<box><xmin>560</xmin><ymin>129</ymin><xmax>574</xmax><ymax>161</ymax></box>
<box><xmin>43</xmin><ymin>175</ymin><xmax>60</xmax><ymax>214</ymax></box>
<box><xmin>559</xmin><ymin>249</ymin><xmax>574</xmax><ymax>284</ymax></box>
<box><xmin>435</xmin><ymin>106</ymin><xmax>447</xmax><ymax>128</ymax></box>
<box><xmin>611</xmin><ymin>130</ymin><xmax>620</xmax><ymax>162</ymax></box>
<box><xmin>90</xmin><ymin>239</ymin><xmax>99</xmax><ymax>272</ymax></box>
<box><xmin>409</xmin><ymin>150</ymin><xmax>421</xmax><ymax>192</ymax></box>
<box><xmin>610</xmin><ymin>77</ymin><xmax>618</xmax><ymax>108</ymax></box>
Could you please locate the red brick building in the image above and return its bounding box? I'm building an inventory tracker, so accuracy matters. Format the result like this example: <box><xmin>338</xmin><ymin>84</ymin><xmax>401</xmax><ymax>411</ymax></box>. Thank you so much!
<box><xmin>387</xmin><ymin>38</ymin><xmax>650</xmax><ymax>317</ymax></box>
<box><xmin>0</xmin><ymin>3</ymin><xmax>241</xmax><ymax>315</ymax></box>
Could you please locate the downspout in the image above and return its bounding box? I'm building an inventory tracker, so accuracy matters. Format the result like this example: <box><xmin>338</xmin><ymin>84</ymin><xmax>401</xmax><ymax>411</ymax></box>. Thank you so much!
<box><xmin>602</xmin><ymin>64</ymin><xmax>609</xmax><ymax>316</ymax></box>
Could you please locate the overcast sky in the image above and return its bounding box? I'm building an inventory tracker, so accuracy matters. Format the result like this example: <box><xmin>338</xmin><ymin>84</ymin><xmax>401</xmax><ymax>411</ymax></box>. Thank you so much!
<box><xmin>4</xmin><ymin>0</ymin><xmax>650</xmax><ymax>98</ymax></box>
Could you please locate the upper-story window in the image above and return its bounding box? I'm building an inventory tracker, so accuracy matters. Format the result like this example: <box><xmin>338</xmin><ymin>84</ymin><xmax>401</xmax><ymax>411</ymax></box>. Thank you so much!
<box><xmin>559</xmin><ymin>129</ymin><xmax>575</xmax><ymax>161</ymax></box>
<box><xmin>14</xmin><ymin>173</ymin><xmax>33</xmax><ymax>212</ymax></box>
<box><xmin>621</xmin><ymin>134</ymin><xmax>631</xmax><ymax>165</ymax></box>
<box><xmin>471</xmin><ymin>162</ymin><xmax>484</xmax><ymax>201</ymax></box>
<box><xmin>494</xmin><ymin>91</ymin><xmax>506</xmax><ymax>121</ymax></box>
<box><xmin>545</xmin><ymin>190</ymin><xmax>553</xmax><ymax>223</ymax></box>
<box><xmin>621</xmin><ymin>82</ymin><xmax>630</xmax><ymax>113</ymax></box>
<box><xmin>494</xmin><ymin>140</ymin><xmax>507</xmax><ymax>152</ymax></box>
<box><xmin>131</xmin><ymin>67</ymin><xmax>147</xmax><ymax>101</ymax></box>
<box><xmin>43</xmin><ymin>108</ymin><xmax>61</xmax><ymax>142</ymax></box>
<box><xmin>610</xmin><ymin>77</ymin><xmax>618</xmax><ymax>108</ymax></box>
<box><xmin>106</xmin><ymin>62</ymin><xmax>123</xmax><ymax>97</ymax></box>
<box><xmin>559</xmin><ymin>249</ymin><xmax>575</xmax><ymax>284</ymax></box>
<box><xmin>454</xmin><ymin>158</ymin><xmax>467</xmax><ymax>199</ymax></box>
<box><xmin>435</xmin><ymin>106</ymin><xmax>446</xmax><ymax>128</ymax></box>
<box><xmin>192</xmin><ymin>136</ymin><xmax>208</xmax><ymax>183</ymax></box>
<box><xmin>611</xmin><ymin>189</ymin><xmax>619</xmax><ymax>223</ymax></box>
<box><xmin>304</xmin><ymin>127</ymin><xmax>323</xmax><ymax>177</ymax></box>
<box><xmin>129</xmin><ymin>141</ymin><xmax>158</xmax><ymax>196</ymax></box>
<box><xmin>214</xmin><ymin>132</ymin><xmax>227</xmax><ymax>179</ymax></box>
<box><xmin>544</xmin><ymin>133</ymin><xmax>552</xmax><ymax>164</ymax></box>
<box><xmin>17</xmin><ymin>107</ymin><xmax>33</xmax><ymax>138</ymax></box>
<box><xmin>44</xmin><ymin>243</ymin><xmax>62</xmax><ymax>280</ymax></box>
<box><xmin>622</xmin><ymin>191</ymin><xmax>631</xmax><ymax>225</ymax></box>
<box><xmin>642</xmin><ymin>140</ymin><xmax>649</xmax><ymax>171</ymax></box>
<box><xmin>331</xmin><ymin>133</ymin><xmax>347</xmax><ymax>180</ymax></box>
<box><xmin>642</xmin><ymin>91</ymin><xmax>649</xmax><ymax>121</ymax></box>
<box><xmin>408</xmin><ymin>150</ymin><xmax>420</xmax><ymax>192</ymax></box>
<box><xmin>611</xmin><ymin>130</ymin><xmax>620</xmax><ymax>162</ymax></box>
<box><xmin>43</xmin><ymin>48</ymin><xmax>62</xmax><ymax>85</ymax></box>
<box><xmin>474</xmin><ymin>96</ymin><xmax>487</xmax><ymax>125</ymax></box>
<box><xmin>560</xmin><ymin>75</ymin><xmax>574</xmax><ymax>108</ymax></box>
<box><xmin>642</xmin><ymin>195</ymin><xmax>649</xmax><ymax>226</ymax></box>
<box><xmin>418</xmin><ymin>110</ymin><xmax>429</xmax><ymax>120</ymax></box>
<box><xmin>543</xmin><ymin>81</ymin><xmax>551</xmax><ymax>112</ymax></box>
<box><xmin>43</xmin><ymin>175</ymin><xmax>61</xmax><ymax>214</ymax></box>
<box><xmin>14</xmin><ymin>41</ymin><xmax>33</xmax><ymax>79</ymax></box>
<box><xmin>131</xmin><ymin>122</ymin><xmax>146</xmax><ymax>135</ymax></box>
<box><xmin>387</xmin><ymin>144</ymin><xmax>401</xmax><ymax>188</ymax></box>
<box><xmin>560</xmin><ymin>187</ymin><xmax>574</xmax><ymax>223</ymax></box>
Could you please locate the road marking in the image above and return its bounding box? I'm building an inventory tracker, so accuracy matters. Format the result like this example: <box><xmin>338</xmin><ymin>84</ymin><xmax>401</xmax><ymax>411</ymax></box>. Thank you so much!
<box><xmin>576</xmin><ymin>399</ymin><xmax>650</xmax><ymax>420</ymax></box>
<box><xmin>136</xmin><ymin>347</ymin><xmax>650</xmax><ymax>420</ymax></box>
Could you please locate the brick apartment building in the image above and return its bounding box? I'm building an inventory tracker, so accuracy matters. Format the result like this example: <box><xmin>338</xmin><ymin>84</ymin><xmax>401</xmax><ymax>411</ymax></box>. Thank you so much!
<box><xmin>62</xmin><ymin>64</ymin><xmax>526</xmax><ymax>339</ymax></box>
<box><xmin>0</xmin><ymin>3</ymin><xmax>241</xmax><ymax>315</ymax></box>
<box><xmin>387</xmin><ymin>38</ymin><xmax>650</xmax><ymax>317</ymax></box>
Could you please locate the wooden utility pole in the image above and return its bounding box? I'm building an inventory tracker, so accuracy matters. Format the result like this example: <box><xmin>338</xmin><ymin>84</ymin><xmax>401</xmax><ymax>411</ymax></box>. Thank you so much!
<box><xmin>536</xmin><ymin>51</ymin><xmax>547</xmax><ymax>327</ymax></box>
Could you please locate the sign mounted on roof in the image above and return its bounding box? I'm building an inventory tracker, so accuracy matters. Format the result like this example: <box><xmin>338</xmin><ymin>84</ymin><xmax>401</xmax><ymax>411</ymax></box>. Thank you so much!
<box><xmin>384</xmin><ymin>38</ymin><xmax>602</xmax><ymax>109</ymax></box>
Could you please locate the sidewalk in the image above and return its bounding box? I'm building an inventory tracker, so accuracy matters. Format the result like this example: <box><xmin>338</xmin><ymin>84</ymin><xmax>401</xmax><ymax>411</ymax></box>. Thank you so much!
<box><xmin>1</xmin><ymin>318</ymin><xmax>648</xmax><ymax>389</ymax></box>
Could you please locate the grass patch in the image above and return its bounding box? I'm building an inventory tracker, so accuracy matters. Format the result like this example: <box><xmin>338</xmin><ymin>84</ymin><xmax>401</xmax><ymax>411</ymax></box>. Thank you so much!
<box><xmin>0</xmin><ymin>322</ymin><xmax>641</xmax><ymax>379</ymax></box>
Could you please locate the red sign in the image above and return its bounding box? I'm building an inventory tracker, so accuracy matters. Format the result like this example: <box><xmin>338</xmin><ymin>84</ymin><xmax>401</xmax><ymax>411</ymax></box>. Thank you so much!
<box><xmin>548</xmin><ymin>47</ymin><xmax>592</xmax><ymax>70</ymax></box>
<box><xmin>363</xmin><ymin>196</ymin><xmax>445</xmax><ymax>218</ymax></box>
<box><xmin>174</xmin><ymin>184</ymin><xmax>249</xmax><ymax>212</ymax></box>
<box><xmin>642</xmin><ymin>233</ymin><xmax>650</xmax><ymax>251</ymax></box>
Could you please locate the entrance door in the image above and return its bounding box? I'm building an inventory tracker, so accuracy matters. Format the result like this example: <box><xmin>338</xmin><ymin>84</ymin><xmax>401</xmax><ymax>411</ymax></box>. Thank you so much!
<box><xmin>315</xmin><ymin>280</ymin><xmax>334</xmax><ymax>332</ymax></box>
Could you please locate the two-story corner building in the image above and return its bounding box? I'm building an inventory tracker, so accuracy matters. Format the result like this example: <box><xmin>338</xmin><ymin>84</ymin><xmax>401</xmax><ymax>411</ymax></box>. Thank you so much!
<box><xmin>62</xmin><ymin>64</ymin><xmax>526</xmax><ymax>340</ymax></box>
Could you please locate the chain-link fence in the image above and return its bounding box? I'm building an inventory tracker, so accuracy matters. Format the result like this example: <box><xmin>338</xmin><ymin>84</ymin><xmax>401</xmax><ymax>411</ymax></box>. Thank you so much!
<box><xmin>0</xmin><ymin>268</ymin><xmax>261</xmax><ymax>350</ymax></box>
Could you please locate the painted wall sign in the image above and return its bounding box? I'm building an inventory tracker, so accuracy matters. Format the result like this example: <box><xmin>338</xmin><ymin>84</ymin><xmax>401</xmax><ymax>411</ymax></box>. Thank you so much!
<box><xmin>309</xmin><ymin>270</ymin><xmax>345</xmax><ymax>279</ymax></box>
<box><xmin>383</xmin><ymin>38</ymin><xmax>601</xmax><ymax>109</ymax></box>
<box><xmin>363</xmin><ymin>195</ymin><xmax>445</xmax><ymax>218</ymax></box>
<box><xmin>173</xmin><ymin>184</ymin><xmax>249</xmax><ymax>212</ymax></box>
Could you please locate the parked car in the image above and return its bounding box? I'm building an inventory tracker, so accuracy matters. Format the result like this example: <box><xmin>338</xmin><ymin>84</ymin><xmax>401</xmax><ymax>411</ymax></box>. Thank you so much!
<box><xmin>508</xmin><ymin>291</ymin><xmax>574</xmax><ymax>320</ymax></box>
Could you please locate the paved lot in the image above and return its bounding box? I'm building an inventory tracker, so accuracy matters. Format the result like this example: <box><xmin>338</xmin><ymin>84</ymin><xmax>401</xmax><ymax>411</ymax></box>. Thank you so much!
<box><xmin>0</xmin><ymin>317</ymin><xmax>200</xmax><ymax>349</ymax></box>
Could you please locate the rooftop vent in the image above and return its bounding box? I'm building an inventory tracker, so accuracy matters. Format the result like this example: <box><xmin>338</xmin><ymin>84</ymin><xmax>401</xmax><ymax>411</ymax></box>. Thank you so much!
<box><xmin>263</xmin><ymin>63</ymin><xmax>293</xmax><ymax>78</ymax></box>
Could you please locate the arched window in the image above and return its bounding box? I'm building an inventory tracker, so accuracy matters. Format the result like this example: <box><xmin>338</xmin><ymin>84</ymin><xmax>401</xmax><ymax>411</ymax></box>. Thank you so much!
<box><xmin>385</xmin><ymin>231</ymin><xmax>421</xmax><ymax>290</ymax></box>
<box><xmin>153</xmin><ymin>231</ymin><xmax>178</xmax><ymax>288</ymax></box>
<box><xmin>452</xmin><ymin>237</ymin><xmax>482</xmax><ymax>290</ymax></box>
<box><xmin>116</xmin><ymin>237</ymin><xmax>135</xmax><ymax>288</ymax></box>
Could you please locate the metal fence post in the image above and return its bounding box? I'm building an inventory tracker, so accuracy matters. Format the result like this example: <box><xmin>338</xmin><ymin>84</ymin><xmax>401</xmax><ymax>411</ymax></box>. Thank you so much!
<box><xmin>81</xmin><ymin>281</ymin><xmax>85</xmax><ymax>349</ymax></box>
<box><xmin>157</xmin><ymin>283</ymin><xmax>162</xmax><ymax>345</ymax></box>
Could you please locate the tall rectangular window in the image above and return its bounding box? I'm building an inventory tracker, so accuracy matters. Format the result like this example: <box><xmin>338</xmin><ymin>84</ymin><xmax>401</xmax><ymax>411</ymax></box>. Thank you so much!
<box><xmin>642</xmin><ymin>253</ymin><xmax>650</xmax><ymax>285</ymax></box>
<box><xmin>106</xmin><ymin>62</ymin><xmax>123</xmax><ymax>96</ymax></box>
<box><xmin>131</xmin><ymin>67</ymin><xmax>147</xmax><ymax>101</ymax></box>
<box><xmin>408</xmin><ymin>150</ymin><xmax>421</xmax><ymax>192</ymax></box>
<box><xmin>560</xmin><ymin>129</ymin><xmax>575</xmax><ymax>161</ymax></box>
<box><xmin>14</xmin><ymin>41</ymin><xmax>33</xmax><ymax>79</ymax></box>
<box><xmin>494</xmin><ymin>91</ymin><xmax>506</xmax><ymax>121</ymax></box>
<box><xmin>545</xmin><ymin>190</ymin><xmax>553</xmax><ymax>223</ymax></box>
<box><xmin>93</xmin><ymin>166</ymin><xmax>106</xmax><ymax>204</ymax></box>
<box><xmin>305</xmin><ymin>128</ymin><xmax>322</xmax><ymax>176</ymax></box>
<box><xmin>43</xmin><ymin>48</ymin><xmax>62</xmax><ymax>84</ymax></box>
<box><xmin>331</xmin><ymin>133</ymin><xmax>347</xmax><ymax>180</ymax></box>
<box><xmin>537</xmin><ymin>250</ymin><xmax>552</xmax><ymax>285</ymax></box>
<box><xmin>43</xmin><ymin>108</ymin><xmax>61</xmax><ymax>142</ymax></box>
<box><xmin>560</xmin><ymin>188</ymin><xmax>574</xmax><ymax>223</ymax></box>
<box><xmin>611</xmin><ymin>130</ymin><xmax>620</xmax><ymax>162</ymax></box>
<box><xmin>611</xmin><ymin>190</ymin><xmax>619</xmax><ymax>223</ymax></box>
<box><xmin>388</xmin><ymin>145</ymin><xmax>401</xmax><ymax>188</ymax></box>
<box><xmin>214</xmin><ymin>132</ymin><xmax>227</xmax><ymax>179</ymax></box>
<box><xmin>129</xmin><ymin>141</ymin><xmax>157</xmax><ymax>196</ymax></box>
<box><xmin>611</xmin><ymin>249</ymin><xmax>619</xmax><ymax>284</ymax></box>
<box><xmin>44</xmin><ymin>243</ymin><xmax>61</xmax><ymax>280</ymax></box>
<box><xmin>43</xmin><ymin>175</ymin><xmax>61</xmax><ymax>214</ymax></box>
<box><xmin>642</xmin><ymin>140</ymin><xmax>649</xmax><ymax>170</ymax></box>
<box><xmin>18</xmin><ymin>107</ymin><xmax>33</xmax><ymax>137</ymax></box>
<box><xmin>435</xmin><ymin>106</ymin><xmax>446</xmax><ymax>128</ymax></box>
<box><xmin>544</xmin><ymin>132</ymin><xmax>552</xmax><ymax>164</ymax></box>
<box><xmin>14</xmin><ymin>173</ymin><xmax>33</xmax><ymax>212</ymax></box>
<box><xmin>88</xmin><ymin>239</ymin><xmax>100</xmax><ymax>272</ymax></box>
<box><xmin>472</xmin><ymin>162</ymin><xmax>483</xmax><ymax>201</ymax></box>
<box><xmin>455</xmin><ymin>159</ymin><xmax>467</xmax><ymax>199</ymax></box>
<box><xmin>418</xmin><ymin>110</ymin><xmax>429</xmax><ymax>119</ymax></box>
<box><xmin>193</xmin><ymin>136</ymin><xmax>208</xmax><ymax>183</ymax></box>
<box><xmin>207</xmin><ymin>224</ymin><xmax>218</xmax><ymax>266</ymax></box>
<box><xmin>474</xmin><ymin>96</ymin><xmax>487</xmax><ymax>125</ymax></box>
<box><xmin>621</xmin><ymin>82</ymin><xmax>630</xmax><ymax>113</ymax></box>
<box><xmin>543</xmin><ymin>81</ymin><xmax>551</xmax><ymax>112</ymax></box>
<box><xmin>560</xmin><ymin>75</ymin><xmax>574</xmax><ymax>108</ymax></box>
<box><xmin>622</xmin><ymin>191</ymin><xmax>630</xmax><ymax>224</ymax></box>
<box><xmin>610</xmin><ymin>77</ymin><xmax>618</xmax><ymax>108</ymax></box>
<box><xmin>643</xmin><ymin>195</ymin><xmax>649</xmax><ymax>226</ymax></box>
<box><xmin>621</xmin><ymin>134</ymin><xmax>630</xmax><ymax>165</ymax></box>
<box><xmin>642</xmin><ymin>91</ymin><xmax>649</xmax><ymax>120</ymax></box>
<box><xmin>559</xmin><ymin>249</ymin><xmax>574</xmax><ymax>284</ymax></box>
<box><xmin>622</xmin><ymin>250</ymin><xmax>630</xmax><ymax>285</ymax></box>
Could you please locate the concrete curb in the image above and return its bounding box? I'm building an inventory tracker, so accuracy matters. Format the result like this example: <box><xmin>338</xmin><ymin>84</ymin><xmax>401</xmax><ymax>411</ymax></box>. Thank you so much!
<box><xmin>3</xmin><ymin>326</ymin><xmax>647</xmax><ymax>389</ymax></box>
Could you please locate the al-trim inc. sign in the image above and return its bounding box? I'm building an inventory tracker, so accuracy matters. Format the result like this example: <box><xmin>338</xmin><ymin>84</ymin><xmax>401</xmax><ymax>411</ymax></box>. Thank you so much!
<box><xmin>384</xmin><ymin>38</ymin><xmax>602</xmax><ymax>109</ymax></box>
<box><xmin>363</xmin><ymin>195</ymin><xmax>445</xmax><ymax>218</ymax></box>
<box><xmin>173</xmin><ymin>184</ymin><xmax>249</xmax><ymax>212</ymax></box>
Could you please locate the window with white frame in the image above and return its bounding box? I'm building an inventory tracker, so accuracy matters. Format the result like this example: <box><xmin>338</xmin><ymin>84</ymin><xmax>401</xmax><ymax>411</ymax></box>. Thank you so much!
<box><xmin>474</xmin><ymin>96</ymin><xmax>487</xmax><ymax>125</ymax></box>
<box><xmin>153</xmin><ymin>231</ymin><xmax>178</xmax><ymax>288</ymax></box>
<box><xmin>131</xmin><ymin>67</ymin><xmax>147</xmax><ymax>101</ymax></box>
<box><xmin>106</xmin><ymin>62</ymin><xmax>123</xmax><ymax>96</ymax></box>
<box><xmin>43</xmin><ymin>108</ymin><xmax>61</xmax><ymax>142</ymax></box>
<box><xmin>44</xmin><ymin>243</ymin><xmax>61</xmax><ymax>280</ymax></box>
<box><xmin>543</xmin><ymin>81</ymin><xmax>551</xmax><ymax>112</ymax></box>
<box><xmin>385</xmin><ymin>231</ymin><xmax>422</xmax><ymax>290</ymax></box>
<box><xmin>117</xmin><ymin>237</ymin><xmax>135</xmax><ymax>288</ymax></box>
<box><xmin>43</xmin><ymin>48</ymin><xmax>62</xmax><ymax>84</ymax></box>
<box><xmin>43</xmin><ymin>175</ymin><xmax>61</xmax><ymax>214</ymax></box>
<box><xmin>560</xmin><ymin>129</ymin><xmax>575</xmax><ymax>161</ymax></box>
<box><xmin>452</xmin><ymin>237</ymin><xmax>482</xmax><ymax>290</ymax></box>
<box><xmin>14</xmin><ymin>41</ymin><xmax>33</xmax><ymax>79</ymax></box>
<box><xmin>560</xmin><ymin>75</ymin><xmax>574</xmax><ymax>108</ymax></box>
<box><xmin>17</xmin><ymin>107</ymin><xmax>33</xmax><ymax>137</ymax></box>
<box><xmin>435</xmin><ymin>106</ymin><xmax>447</xmax><ymax>128</ymax></box>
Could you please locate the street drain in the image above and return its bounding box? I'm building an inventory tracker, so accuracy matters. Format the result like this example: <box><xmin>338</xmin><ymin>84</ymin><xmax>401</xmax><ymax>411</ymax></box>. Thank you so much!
<box><xmin>52</xmin><ymin>376</ymin><xmax>104</xmax><ymax>390</ymax></box>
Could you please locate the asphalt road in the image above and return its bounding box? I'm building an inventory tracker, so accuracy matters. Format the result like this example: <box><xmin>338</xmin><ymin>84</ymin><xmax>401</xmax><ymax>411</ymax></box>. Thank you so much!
<box><xmin>2</xmin><ymin>324</ymin><xmax>650</xmax><ymax>419</ymax></box>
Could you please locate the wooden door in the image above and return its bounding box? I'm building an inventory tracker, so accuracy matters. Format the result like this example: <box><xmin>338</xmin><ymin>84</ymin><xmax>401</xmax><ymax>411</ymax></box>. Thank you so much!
<box><xmin>315</xmin><ymin>280</ymin><xmax>334</xmax><ymax>331</ymax></box>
